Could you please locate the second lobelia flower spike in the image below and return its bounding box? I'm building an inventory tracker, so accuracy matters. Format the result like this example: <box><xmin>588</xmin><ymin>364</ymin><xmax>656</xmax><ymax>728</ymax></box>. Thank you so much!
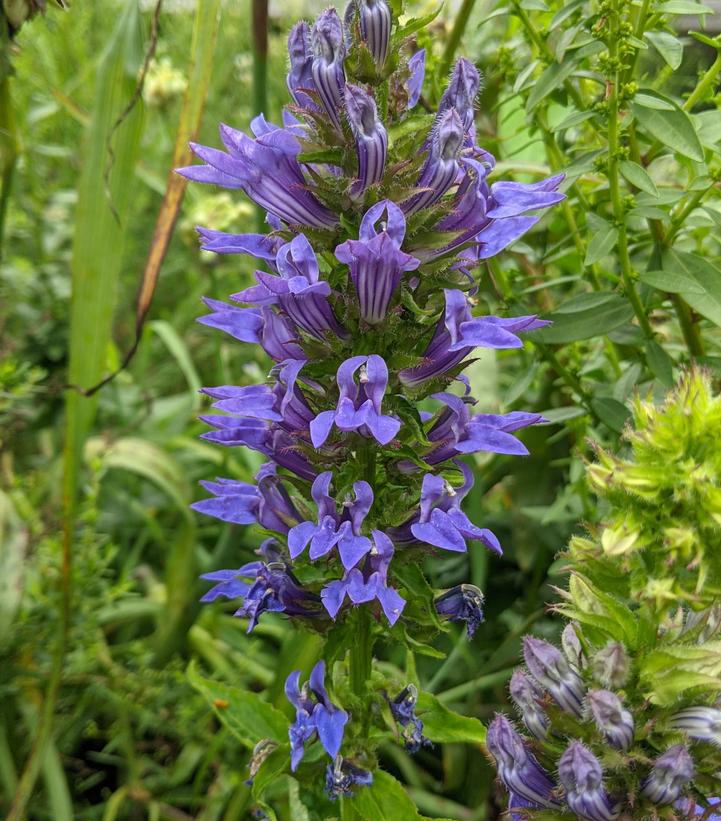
<box><xmin>179</xmin><ymin>0</ymin><xmax>564</xmax><ymax>809</ymax></box>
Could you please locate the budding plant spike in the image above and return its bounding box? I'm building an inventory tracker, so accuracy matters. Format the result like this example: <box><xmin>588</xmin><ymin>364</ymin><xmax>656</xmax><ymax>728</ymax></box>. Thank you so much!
<box><xmin>487</xmin><ymin>372</ymin><xmax>721</xmax><ymax>818</ymax></box>
<box><xmin>180</xmin><ymin>0</ymin><xmax>567</xmax><ymax>808</ymax></box>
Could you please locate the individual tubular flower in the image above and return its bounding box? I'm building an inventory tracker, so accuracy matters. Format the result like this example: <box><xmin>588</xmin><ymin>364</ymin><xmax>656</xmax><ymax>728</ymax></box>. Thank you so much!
<box><xmin>310</xmin><ymin>355</ymin><xmax>401</xmax><ymax>447</ymax></box>
<box><xmin>311</xmin><ymin>8</ymin><xmax>346</xmax><ymax>131</ymax></box>
<box><xmin>287</xmin><ymin>21</ymin><xmax>317</xmax><ymax>109</ymax></box>
<box><xmin>670</xmin><ymin>707</ymin><xmax>721</xmax><ymax>745</ymax></box>
<box><xmin>587</xmin><ymin>690</ymin><xmax>634</xmax><ymax>752</ymax></box>
<box><xmin>389</xmin><ymin>684</ymin><xmax>430</xmax><ymax>753</ymax></box>
<box><xmin>641</xmin><ymin>745</ymin><xmax>695</xmax><ymax>806</ymax></box>
<box><xmin>405</xmin><ymin>49</ymin><xmax>425</xmax><ymax>109</ymax></box>
<box><xmin>437</xmin><ymin>57</ymin><xmax>480</xmax><ymax>133</ymax></box>
<box><xmin>191</xmin><ymin>463</ymin><xmax>300</xmax><ymax>532</ymax></box>
<box><xmin>523</xmin><ymin>636</ymin><xmax>585</xmax><ymax>718</ymax></box>
<box><xmin>558</xmin><ymin>741</ymin><xmax>620</xmax><ymax>821</ymax></box>
<box><xmin>509</xmin><ymin>670</ymin><xmax>548</xmax><ymax>740</ymax></box>
<box><xmin>410</xmin><ymin>467</ymin><xmax>501</xmax><ymax>555</ymax></box>
<box><xmin>335</xmin><ymin>200</ymin><xmax>419</xmax><ymax>325</ymax></box>
<box><xmin>234</xmin><ymin>234</ymin><xmax>348</xmax><ymax>341</ymax></box>
<box><xmin>201</xmin><ymin>546</ymin><xmax>322</xmax><ymax>632</ymax></box>
<box><xmin>321</xmin><ymin>530</ymin><xmax>405</xmax><ymax>625</ymax></box>
<box><xmin>288</xmin><ymin>471</ymin><xmax>374</xmax><ymax>570</ymax></box>
<box><xmin>325</xmin><ymin>755</ymin><xmax>374</xmax><ymax>799</ymax></box>
<box><xmin>434</xmin><ymin>584</ymin><xmax>484</xmax><ymax>637</ymax></box>
<box><xmin>344</xmin><ymin>84</ymin><xmax>388</xmax><ymax>196</ymax></box>
<box><xmin>196</xmin><ymin>227</ymin><xmax>284</xmax><ymax>260</ymax></box>
<box><xmin>486</xmin><ymin>714</ymin><xmax>561</xmax><ymax>810</ymax></box>
<box><xmin>356</xmin><ymin>0</ymin><xmax>391</xmax><ymax>68</ymax></box>
<box><xmin>178</xmin><ymin>122</ymin><xmax>337</xmax><ymax>229</ymax></box>
<box><xmin>403</xmin><ymin>108</ymin><xmax>464</xmax><ymax>215</ymax></box>
<box><xmin>285</xmin><ymin>660</ymin><xmax>349</xmax><ymax>770</ymax></box>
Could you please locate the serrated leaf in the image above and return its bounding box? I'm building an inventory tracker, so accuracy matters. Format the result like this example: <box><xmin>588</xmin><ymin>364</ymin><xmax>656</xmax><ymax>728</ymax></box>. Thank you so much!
<box><xmin>187</xmin><ymin>661</ymin><xmax>289</xmax><ymax>747</ymax></box>
<box><xmin>645</xmin><ymin>30</ymin><xmax>684</xmax><ymax>69</ymax></box>
<box><xmin>632</xmin><ymin>89</ymin><xmax>704</xmax><ymax>162</ymax></box>
<box><xmin>662</xmin><ymin>249</ymin><xmax>721</xmax><ymax>327</ymax></box>
<box><xmin>533</xmin><ymin>293</ymin><xmax>635</xmax><ymax>344</ymax></box>
<box><xmin>619</xmin><ymin>160</ymin><xmax>658</xmax><ymax>196</ymax></box>
<box><xmin>416</xmin><ymin>692</ymin><xmax>486</xmax><ymax>745</ymax></box>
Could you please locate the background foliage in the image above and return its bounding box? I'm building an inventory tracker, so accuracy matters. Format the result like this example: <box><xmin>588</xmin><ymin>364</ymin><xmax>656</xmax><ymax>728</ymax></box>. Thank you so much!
<box><xmin>0</xmin><ymin>0</ymin><xmax>719</xmax><ymax>818</ymax></box>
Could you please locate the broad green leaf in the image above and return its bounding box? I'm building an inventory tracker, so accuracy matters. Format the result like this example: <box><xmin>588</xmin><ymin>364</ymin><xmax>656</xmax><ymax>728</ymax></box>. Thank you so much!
<box><xmin>416</xmin><ymin>692</ymin><xmax>486</xmax><ymax>745</ymax></box>
<box><xmin>619</xmin><ymin>160</ymin><xmax>658</xmax><ymax>196</ymax></box>
<box><xmin>533</xmin><ymin>293</ymin><xmax>635</xmax><ymax>344</ymax></box>
<box><xmin>251</xmin><ymin>744</ymin><xmax>291</xmax><ymax>800</ymax></box>
<box><xmin>353</xmin><ymin>770</ymin><xmax>453</xmax><ymax>821</ymax></box>
<box><xmin>632</xmin><ymin>90</ymin><xmax>704</xmax><ymax>162</ymax></box>
<box><xmin>0</xmin><ymin>490</ymin><xmax>26</xmax><ymax>645</ymax></box>
<box><xmin>662</xmin><ymin>249</ymin><xmax>721</xmax><ymax>328</ymax></box>
<box><xmin>584</xmin><ymin>222</ymin><xmax>618</xmax><ymax>266</ymax></box>
<box><xmin>590</xmin><ymin>397</ymin><xmax>630</xmax><ymax>433</ymax></box>
<box><xmin>657</xmin><ymin>0</ymin><xmax>714</xmax><ymax>12</ymax></box>
<box><xmin>645</xmin><ymin>31</ymin><xmax>683</xmax><ymax>69</ymax></box>
<box><xmin>640</xmin><ymin>268</ymin><xmax>704</xmax><ymax>295</ymax></box>
<box><xmin>187</xmin><ymin>661</ymin><xmax>289</xmax><ymax>747</ymax></box>
<box><xmin>695</xmin><ymin>110</ymin><xmax>721</xmax><ymax>151</ymax></box>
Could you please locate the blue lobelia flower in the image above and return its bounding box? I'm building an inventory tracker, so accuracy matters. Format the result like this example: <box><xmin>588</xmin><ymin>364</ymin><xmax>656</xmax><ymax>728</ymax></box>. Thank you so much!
<box><xmin>311</xmin><ymin>8</ymin><xmax>346</xmax><ymax>131</ymax></box>
<box><xmin>437</xmin><ymin>57</ymin><xmax>480</xmax><ymax>134</ymax></box>
<box><xmin>285</xmin><ymin>660</ymin><xmax>349</xmax><ymax>771</ymax></box>
<box><xmin>508</xmin><ymin>670</ymin><xmax>549</xmax><ymax>740</ymax></box>
<box><xmin>325</xmin><ymin>755</ymin><xmax>374</xmax><ymax>799</ymax></box>
<box><xmin>344</xmin><ymin>83</ymin><xmax>388</xmax><ymax>197</ymax></box>
<box><xmin>287</xmin><ymin>21</ymin><xmax>317</xmax><ymax>110</ymax></box>
<box><xmin>642</xmin><ymin>745</ymin><xmax>696</xmax><ymax>806</ymax></box>
<box><xmin>405</xmin><ymin>48</ymin><xmax>425</xmax><ymax>109</ymax></box>
<box><xmin>310</xmin><ymin>354</ymin><xmax>401</xmax><ymax>447</ymax></box>
<box><xmin>558</xmin><ymin>741</ymin><xmax>620</xmax><ymax>821</ymax></box>
<box><xmin>335</xmin><ymin>200</ymin><xmax>419</xmax><ymax>325</ymax></box>
<box><xmin>388</xmin><ymin>684</ymin><xmax>430</xmax><ymax>753</ymax></box>
<box><xmin>288</xmin><ymin>471</ymin><xmax>374</xmax><ymax>570</ymax></box>
<box><xmin>201</xmin><ymin>543</ymin><xmax>322</xmax><ymax>632</ymax></box>
<box><xmin>434</xmin><ymin>583</ymin><xmax>485</xmax><ymax>638</ymax></box>
<box><xmin>587</xmin><ymin>689</ymin><xmax>635</xmax><ymax>752</ymax></box>
<box><xmin>670</xmin><ymin>706</ymin><xmax>721</xmax><ymax>746</ymax></box>
<box><xmin>353</xmin><ymin>0</ymin><xmax>392</xmax><ymax>68</ymax></box>
<box><xmin>195</xmin><ymin>227</ymin><xmax>283</xmax><ymax>259</ymax></box>
<box><xmin>486</xmin><ymin>714</ymin><xmax>561</xmax><ymax>810</ymax></box>
<box><xmin>523</xmin><ymin>636</ymin><xmax>586</xmax><ymax>718</ymax></box>
<box><xmin>321</xmin><ymin>530</ymin><xmax>406</xmax><ymax>625</ymax></box>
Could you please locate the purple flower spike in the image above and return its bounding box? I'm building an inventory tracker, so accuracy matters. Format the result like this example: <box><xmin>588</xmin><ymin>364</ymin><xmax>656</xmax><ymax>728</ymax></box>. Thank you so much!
<box><xmin>558</xmin><ymin>741</ymin><xmax>620</xmax><ymax>821</ymax></box>
<box><xmin>588</xmin><ymin>690</ymin><xmax>634</xmax><ymax>751</ymax></box>
<box><xmin>288</xmin><ymin>471</ymin><xmax>374</xmax><ymax>570</ymax></box>
<box><xmin>357</xmin><ymin>0</ymin><xmax>391</xmax><ymax>67</ymax></box>
<box><xmin>201</xmin><ymin>550</ymin><xmax>322</xmax><ymax>633</ymax></box>
<box><xmin>389</xmin><ymin>684</ymin><xmax>430</xmax><ymax>753</ymax></box>
<box><xmin>509</xmin><ymin>670</ymin><xmax>548</xmax><ymax>740</ymax></box>
<box><xmin>178</xmin><ymin>123</ymin><xmax>337</xmax><ymax>229</ymax></box>
<box><xmin>311</xmin><ymin>355</ymin><xmax>401</xmax><ymax>447</ymax></box>
<box><xmin>486</xmin><ymin>714</ymin><xmax>560</xmax><ymax>809</ymax></box>
<box><xmin>642</xmin><ymin>745</ymin><xmax>695</xmax><ymax>806</ymax></box>
<box><xmin>406</xmin><ymin>49</ymin><xmax>425</xmax><ymax>109</ymax></box>
<box><xmin>434</xmin><ymin>583</ymin><xmax>484</xmax><ymax>637</ymax></box>
<box><xmin>411</xmin><ymin>467</ymin><xmax>501</xmax><ymax>555</ymax></box>
<box><xmin>311</xmin><ymin>8</ymin><xmax>346</xmax><ymax>131</ymax></box>
<box><xmin>285</xmin><ymin>660</ymin><xmax>349</xmax><ymax>770</ymax></box>
<box><xmin>670</xmin><ymin>707</ymin><xmax>721</xmax><ymax>746</ymax></box>
<box><xmin>438</xmin><ymin>57</ymin><xmax>480</xmax><ymax>132</ymax></box>
<box><xmin>325</xmin><ymin>755</ymin><xmax>374</xmax><ymax>799</ymax></box>
<box><xmin>403</xmin><ymin>109</ymin><xmax>464</xmax><ymax>215</ymax></box>
<box><xmin>344</xmin><ymin>84</ymin><xmax>388</xmax><ymax>196</ymax></box>
<box><xmin>523</xmin><ymin>636</ymin><xmax>585</xmax><ymax>718</ymax></box>
<box><xmin>335</xmin><ymin>200</ymin><xmax>419</xmax><ymax>324</ymax></box>
<box><xmin>287</xmin><ymin>21</ymin><xmax>317</xmax><ymax>110</ymax></box>
<box><xmin>321</xmin><ymin>530</ymin><xmax>406</xmax><ymax>625</ymax></box>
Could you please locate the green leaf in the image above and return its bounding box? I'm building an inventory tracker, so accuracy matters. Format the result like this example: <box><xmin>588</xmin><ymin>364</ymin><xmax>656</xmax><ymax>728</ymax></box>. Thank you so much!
<box><xmin>662</xmin><ymin>249</ymin><xmax>721</xmax><ymax>327</ymax></box>
<box><xmin>526</xmin><ymin>59</ymin><xmax>577</xmax><ymax>111</ymax></box>
<box><xmin>533</xmin><ymin>293</ymin><xmax>635</xmax><ymax>344</ymax></box>
<box><xmin>640</xmin><ymin>268</ymin><xmax>704</xmax><ymax>295</ymax></box>
<box><xmin>353</xmin><ymin>770</ymin><xmax>453</xmax><ymax>821</ymax></box>
<box><xmin>416</xmin><ymin>692</ymin><xmax>487</xmax><ymax>745</ymax></box>
<box><xmin>632</xmin><ymin>89</ymin><xmax>704</xmax><ymax>162</ymax></box>
<box><xmin>187</xmin><ymin>661</ymin><xmax>289</xmax><ymax>747</ymax></box>
<box><xmin>645</xmin><ymin>340</ymin><xmax>675</xmax><ymax>387</ymax></box>
<box><xmin>657</xmin><ymin>0</ymin><xmax>714</xmax><ymax>13</ymax></box>
<box><xmin>619</xmin><ymin>160</ymin><xmax>658</xmax><ymax>196</ymax></box>
<box><xmin>584</xmin><ymin>222</ymin><xmax>618</xmax><ymax>266</ymax></box>
<box><xmin>645</xmin><ymin>31</ymin><xmax>684</xmax><ymax>69</ymax></box>
<box><xmin>590</xmin><ymin>397</ymin><xmax>630</xmax><ymax>433</ymax></box>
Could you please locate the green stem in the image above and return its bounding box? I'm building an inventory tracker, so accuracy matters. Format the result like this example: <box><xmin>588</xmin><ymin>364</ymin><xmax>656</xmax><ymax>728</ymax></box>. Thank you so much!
<box><xmin>607</xmin><ymin>1</ymin><xmax>653</xmax><ymax>340</ymax></box>
<box><xmin>349</xmin><ymin>609</ymin><xmax>373</xmax><ymax>700</ymax></box>
<box><xmin>683</xmin><ymin>48</ymin><xmax>721</xmax><ymax>111</ymax></box>
<box><xmin>440</xmin><ymin>0</ymin><xmax>477</xmax><ymax>77</ymax></box>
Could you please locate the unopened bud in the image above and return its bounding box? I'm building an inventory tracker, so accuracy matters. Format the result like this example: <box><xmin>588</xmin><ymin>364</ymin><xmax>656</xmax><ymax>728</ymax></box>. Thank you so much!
<box><xmin>592</xmin><ymin>642</ymin><xmax>629</xmax><ymax>689</ymax></box>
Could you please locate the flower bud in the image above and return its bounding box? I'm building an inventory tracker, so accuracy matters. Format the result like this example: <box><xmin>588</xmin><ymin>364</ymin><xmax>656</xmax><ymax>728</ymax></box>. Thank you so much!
<box><xmin>357</xmin><ymin>0</ymin><xmax>392</xmax><ymax>68</ymax></box>
<box><xmin>311</xmin><ymin>8</ymin><xmax>346</xmax><ymax>131</ymax></box>
<box><xmin>434</xmin><ymin>584</ymin><xmax>484</xmax><ymax>637</ymax></box>
<box><xmin>670</xmin><ymin>707</ymin><xmax>721</xmax><ymax>746</ymax></box>
<box><xmin>587</xmin><ymin>690</ymin><xmax>634</xmax><ymax>751</ymax></box>
<box><xmin>486</xmin><ymin>714</ymin><xmax>560</xmax><ymax>809</ymax></box>
<box><xmin>523</xmin><ymin>636</ymin><xmax>585</xmax><ymax>718</ymax></box>
<box><xmin>641</xmin><ymin>745</ymin><xmax>695</xmax><ymax>806</ymax></box>
<box><xmin>561</xmin><ymin>622</ymin><xmax>586</xmax><ymax>669</ymax></box>
<box><xmin>344</xmin><ymin>84</ymin><xmax>387</xmax><ymax>194</ymax></box>
<box><xmin>509</xmin><ymin>670</ymin><xmax>548</xmax><ymax>739</ymax></box>
<box><xmin>591</xmin><ymin>642</ymin><xmax>630</xmax><ymax>690</ymax></box>
<box><xmin>438</xmin><ymin>57</ymin><xmax>480</xmax><ymax>131</ymax></box>
<box><xmin>558</xmin><ymin>741</ymin><xmax>620</xmax><ymax>821</ymax></box>
<box><xmin>287</xmin><ymin>22</ymin><xmax>316</xmax><ymax>109</ymax></box>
